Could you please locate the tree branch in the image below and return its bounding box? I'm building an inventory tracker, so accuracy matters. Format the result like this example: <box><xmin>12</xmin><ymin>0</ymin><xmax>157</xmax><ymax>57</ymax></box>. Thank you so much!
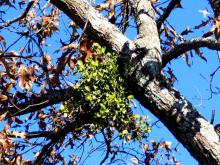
<box><xmin>49</xmin><ymin>0</ymin><xmax>220</xmax><ymax>163</ymax></box>
<box><xmin>4</xmin><ymin>0</ymin><xmax>218</xmax><ymax>163</ymax></box>
<box><xmin>157</xmin><ymin>0</ymin><xmax>181</xmax><ymax>29</ymax></box>
<box><xmin>50</xmin><ymin>0</ymin><xmax>130</xmax><ymax>54</ymax></box>
<box><xmin>162</xmin><ymin>38</ymin><xmax>220</xmax><ymax>67</ymax></box>
<box><xmin>8</xmin><ymin>130</ymin><xmax>54</xmax><ymax>139</ymax></box>
<box><xmin>0</xmin><ymin>87</ymin><xmax>77</xmax><ymax>117</ymax></box>
<box><xmin>0</xmin><ymin>0</ymin><xmax>35</xmax><ymax>30</ymax></box>
<box><xmin>208</xmin><ymin>0</ymin><xmax>220</xmax><ymax>17</ymax></box>
<box><xmin>34</xmin><ymin>112</ymin><xmax>93</xmax><ymax>164</ymax></box>
<box><xmin>99</xmin><ymin>130</ymin><xmax>112</xmax><ymax>165</ymax></box>
<box><xmin>129</xmin><ymin>0</ymin><xmax>162</xmax><ymax>76</ymax></box>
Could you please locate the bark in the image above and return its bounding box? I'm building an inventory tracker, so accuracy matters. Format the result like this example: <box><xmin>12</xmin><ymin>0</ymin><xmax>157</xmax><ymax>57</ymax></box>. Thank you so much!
<box><xmin>0</xmin><ymin>87</ymin><xmax>77</xmax><ymax>116</ymax></box>
<box><xmin>209</xmin><ymin>0</ymin><xmax>220</xmax><ymax>60</ymax></box>
<box><xmin>129</xmin><ymin>0</ymin><xmax>161</xmax><ymax>77</ymax></box>
<box><xmin>209</xmin><ymin>0</ymin><xmax>220</xmax><ymax>17</ymax></box>
<box><xmin>162</xmin><ymin>38</ymin><xmax>220</xmax><ymax>67</ymax></box>
<box><xmin>47</xmin><ymin>0</ymin><xmax>220</xmax><ymax>164</ymax></box>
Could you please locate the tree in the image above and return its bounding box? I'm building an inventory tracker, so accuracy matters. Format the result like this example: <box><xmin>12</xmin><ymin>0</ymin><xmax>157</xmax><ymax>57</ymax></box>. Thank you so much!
<box><xmin>0</xmin><ymin>0</ymin><xmax>220</xmax><ymax>164</ymax></box>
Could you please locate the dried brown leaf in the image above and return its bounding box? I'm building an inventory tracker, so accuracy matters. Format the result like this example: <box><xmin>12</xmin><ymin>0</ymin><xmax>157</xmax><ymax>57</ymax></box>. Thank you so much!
<box><xmin>0</xmin><ymin>112</ymin><xmax>7</xmax><ymax>122</ymax></box>
<box><xmin>0</xmin><ymin>34</ymin><xmax>6</xmax><ymax>47</ymax></box>
<box><xmin>61</xmin><ymin>43</ymin><xmax>77</xmax><ymax>51</ymax></box>
<box><xmin>182</xmin><ymin>53</ymin><xmax>190</xmax><ymax>66</ymax></box>
<box><xmin>194</xmin><ymin>48</ymin><xmax>207</xmax><ymax>62</ymax></box>
<box><xmin>95</xmin><ymin>3</ymin><xmax>109</xmax><ymax>11</ymax></box>
<box><xmin>69</xmin><ymin>59</ymin><xmax>76</xmax><ymax>69</ymax></box>
<box><xmin>143</xmin><ymin>143</ymin><xmax>149</xmax><ymax>151</ymax></box>
<box><xmin>18</xmin><ymin>65</ymin><xmax>33</xmax><ymax>91</ymax></box>
<box><xmin>164</xmin><ymin>141</ymin><xmax>172</xmax><ymax>150</ymax></box>
<box><xmin>6</xmin><ymin>50</ymin><xmax>19</xmax><ymax>56</ymax></box>
<box><xmin>194</xmin><ymin>20</ymin><xmax>210</xmax><ymax>29</ymax></box>
<box><xmin>0</xmin><ymin>93</ymin><xmax>8</xmax><ymax>102</ymax></box>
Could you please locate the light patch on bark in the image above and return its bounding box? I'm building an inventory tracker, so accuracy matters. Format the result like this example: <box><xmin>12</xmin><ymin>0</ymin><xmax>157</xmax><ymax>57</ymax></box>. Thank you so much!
<box><xmin>197</xmin><ymin>117</ymin><xmax>219</xmax><ymax>142</ymax></box>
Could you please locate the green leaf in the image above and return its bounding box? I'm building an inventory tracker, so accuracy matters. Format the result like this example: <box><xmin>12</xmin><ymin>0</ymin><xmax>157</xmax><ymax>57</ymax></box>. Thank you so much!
<box><xmin>122</xmin><ymin>130</ymin><xmax>128</xmax><ymax>135</ymax></box>
<box><xmin>60</xmin><ymin>104</ymin><xmax>65</xmax><ymax>111</ymax></box>
<box><xmin>85</xmin><ymin>94</ymin><xmax>92</xmax><ymax>101</ymax></box>
<box><xmin>60</xmin><ymin>104</ymin><xmax>69</xmax><ymax>113</ymax></box>
<box><xmin>133</xmin><ymin>114</ymin><xmax>140</xmax><ymax>118</ymax></box>
<box><xmin>77</xmin><ymin>60</ymin><xmax>84</xmax><ymax>67</ymax></box>
<box><xmin>85</xmin><ymin>86</ymin><xmax>91</xmax><ymax>92</ymax></box>
<box><xmin>101</xmin><ymin>47</ymin><xmax>106</xmax><ymax>54</ymax></box>
<box><xmin>128</xmin><ymin>95</ymin><xmax>134</xmax><ymax>100</ymax></box>
<box><xmin>91</xmin><ymin>60</ymin><xmax>98</xmax><ymax>66</ymax></box>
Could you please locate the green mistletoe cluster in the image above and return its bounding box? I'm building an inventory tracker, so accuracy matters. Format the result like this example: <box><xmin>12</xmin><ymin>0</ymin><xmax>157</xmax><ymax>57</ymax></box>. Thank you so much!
<box><xmin>61</xmin><ymin>43</ymin><xmax>151</xmax><ymax>141</ymax></box>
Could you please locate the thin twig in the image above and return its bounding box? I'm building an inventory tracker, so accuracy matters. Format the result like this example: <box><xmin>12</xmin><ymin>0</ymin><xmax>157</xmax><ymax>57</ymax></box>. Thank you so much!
<box><xmin>34</xmin><ymin>114</ymin><xmax>92</xmax><ymax>164</ymax></box>
<box><xmin>208</xmin><ymin>65</ymin><xmax>220</xmax><ymax>99</ymax></box>
<box><xmin>157</xmin><ymin>0</ymin><xmax>181</xmax><ymax>29</ymax></box>
<box><xmin>100</xmin><ymin>130</ymin><xmax>112</xmax><ymax>165</ymax></box>
<box><xmin>0</xmin><ymin>1</ymin><xmax>35</xmax><ymax>30</ymax></box>
<box><xmin>12</xmin><ymin>100</ymin><xmax>49</xmax><ymax>116</ymax></box>
<box><xmin>210</xmin><ymin>109</ymin><xmax>215</xmax><ymax>125</ymax></box>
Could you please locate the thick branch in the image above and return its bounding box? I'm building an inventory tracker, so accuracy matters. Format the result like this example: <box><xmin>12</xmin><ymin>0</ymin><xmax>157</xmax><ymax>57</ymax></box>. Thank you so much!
<box><xmin>9</xmin><ymin>0</ymin><xmax>219</xmax><ymax>163</ymax></box>
<box><xmin>209</xmin><ymin>0</ymin><xmax>220</xmax><ymax>17</ymax></box>
<box><xmin>162</xmin><ymin>38</ymin><xmax>220</xmax><ymax>67</ymax></box>
<box><xmin>129</xmin><ymin>78</ymin><xmax>220</xmax><ymax>164</ymax></box>
<box><xmin>0</xmin><ymin>0</ymin><xmax>35</xmax><ymax>30</ymax></box>
<box><xmin>129</xmin><ymin>0</ymin><xmax>162</xmax><ymax>76</ymax></box>
<box><xmin>0</xmin><ymin>87</ymin><xmax>77</xmax><ymax>116</ymax></box>
<box><xmin>157</xmin><ymin>0</ymin><xmax>181</xmax><ymax>29</ymax></box>
<box><xmin>50</xmin><ymin>0</ymin><xmax>129</xmax><ymax>54</ymax></box>
<box><xmin>49</xmin><ymin>0</ymin><xmax>220</xmax><ymax>163</ymax></box>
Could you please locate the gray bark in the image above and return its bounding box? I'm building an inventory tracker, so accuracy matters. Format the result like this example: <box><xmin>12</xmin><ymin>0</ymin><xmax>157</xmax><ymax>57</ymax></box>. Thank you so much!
<box><xmin>162</xmin><ymin>38</ymin><xmax>220</xmax><ymax>67</ymax></box>
<box><xmin>50</xmin><ymin>0</ymin><xmax>220</xmax><ymax>164</ymax></box>
<box><xmin>209</xmin><ymin>0</ymin><xmax>220</xmax><ymax>17</ymax></box>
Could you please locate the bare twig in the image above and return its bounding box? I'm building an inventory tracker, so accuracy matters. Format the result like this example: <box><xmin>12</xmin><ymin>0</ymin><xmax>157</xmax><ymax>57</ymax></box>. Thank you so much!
<box><xmin>157</xmin><ymin>0</ymin><xmax>181</xmax><ymax>29</ymax></box>
<box><xmin>193</xmin><ymin>86</ymin><xmax>203</xmax><ymax>107</ymax></box>
<box><xmin>34</xmin><ymin>113</ymin><xmax>93</xmax><ymax>164</ymax></box>
<box><xmin>8</xmin><ymin>130</ymin><xmax>54</xmax><ymax>139</ymax></box>
<box><xmin>0</xmin><ymin>54</ymin><xmax>43</xmax><ymax>69</ymax></box>
<box><xmin>0</xmin><ymin>1</ymin><xmax>35</xmax><ymax>30</ymax></box>
<box><xmin>210</xmin><ymin>109</ymin><xmax>215</xmax><ymax>125</ymax></box>
<box><xmin>208</xmin><ymin>65</ymin><xmax>220</xmax><ymax>99</ymax></box>
<box><xmin>100</xmin><ymin>130</ymin><xmax>112</xmax><ymax>165</ymax></box>
<box><xmin>12</xmin><ymin>100</ymin><xmax>49</xmax><ymax>116</ymax></box>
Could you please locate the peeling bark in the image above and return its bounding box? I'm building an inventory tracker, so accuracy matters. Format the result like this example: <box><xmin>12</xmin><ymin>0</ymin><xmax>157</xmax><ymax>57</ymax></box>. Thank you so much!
<box><xmin>50</xmin><ymin>0</ymin><xmax>129</xmax><ymax>53</ymax></box>
<box><xmin>48</xmin><ymin>0</ymin><xmax>220</xmax><ymax>164</ymax></box>
<box><xmin>130</xmin><ymin>0</ymin><xmax>161</xmax><ymax>77</ymax></box>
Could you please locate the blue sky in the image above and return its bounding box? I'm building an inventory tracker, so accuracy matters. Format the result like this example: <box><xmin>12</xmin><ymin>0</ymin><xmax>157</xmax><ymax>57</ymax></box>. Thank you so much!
<box><xmin>1</xmin><ymin>0</ymin><xmax>220</xmax><ymax>164</ymax></box>
<box><xmin>125</xmin><ymin>0</ymin><xmax>220</xmax><ymax>164</ymax></box>
<box><xmin>152</xmin><ymin>0</ymin><xmax>220</xmax><ymax>164</ymax></box>
<box><xmin>82</xmin><ymin>0</ymin><xmax>220</xmax><ymax>164</ymax></box>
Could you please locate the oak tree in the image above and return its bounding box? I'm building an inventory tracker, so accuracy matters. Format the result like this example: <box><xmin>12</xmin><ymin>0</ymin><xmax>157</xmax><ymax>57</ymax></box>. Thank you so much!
<box><xmin>0</xmin><ymin>0</ymin><xmax>220</xmax><ymax>164</ymax></box>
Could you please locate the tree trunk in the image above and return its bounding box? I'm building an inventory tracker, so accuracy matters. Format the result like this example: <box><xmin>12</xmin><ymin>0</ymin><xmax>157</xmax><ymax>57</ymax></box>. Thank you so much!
<box><xmin>50</xmin><ymin>0</ymin><xmax>220</xmax><ymax>164</ymax></box>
